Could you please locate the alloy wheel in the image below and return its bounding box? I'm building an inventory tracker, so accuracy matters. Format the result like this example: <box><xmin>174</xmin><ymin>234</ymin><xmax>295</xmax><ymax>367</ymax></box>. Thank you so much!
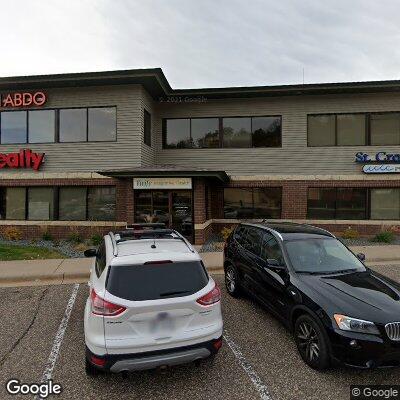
<box><xmin>225</xmin><ymin>268</ymin><xmax>236</xmax><ymax>293</ymax></box>
<box><xmin>296</xmin><ymin>321</ymin><xmax>320</xmax><ymax>363</ymax></box>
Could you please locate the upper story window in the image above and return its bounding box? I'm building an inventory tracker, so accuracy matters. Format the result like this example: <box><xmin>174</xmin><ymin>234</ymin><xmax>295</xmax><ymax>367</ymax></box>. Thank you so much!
<box><xmin>163</xmin><ymin>116</ymin><xmax>281</xmax><ymax>149</ymax></box>
<box><xmin>144</xmin><ymin>109</ymin><xmax>152</xmax><ymax>147</ymax></box>
<box><xmin>308</xmin><ymin>112</ymin><xmax>400</xmax><ymax>146</ymax></box>
<box><xmin>0</xmin><ymin>106</ymin><xmax>116</xmax><ymax>144</ymax></box>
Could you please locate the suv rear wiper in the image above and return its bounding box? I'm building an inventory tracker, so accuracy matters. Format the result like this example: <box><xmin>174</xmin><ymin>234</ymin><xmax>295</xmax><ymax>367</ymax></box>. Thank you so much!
<box><xmin>159</xmin><ymin>290</ymin><xmax>191</xmax><ymax>297</ymax></box>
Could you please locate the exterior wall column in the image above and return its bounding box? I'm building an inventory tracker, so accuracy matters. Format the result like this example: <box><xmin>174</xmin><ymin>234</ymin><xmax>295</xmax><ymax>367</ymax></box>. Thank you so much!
<box><xmin>116</xmin><ymin>178</ymin><xmax>134</xmax><ymax>224</ymax></box>
<box><xmin>193</xmin><ymin>178</ymin><xmax>207</xmax><ymax>245</ymax></box>
<box><xmin>281</xmin><ymin>181</ymin><xmax>308</xmax><ymax>219</ymax></box>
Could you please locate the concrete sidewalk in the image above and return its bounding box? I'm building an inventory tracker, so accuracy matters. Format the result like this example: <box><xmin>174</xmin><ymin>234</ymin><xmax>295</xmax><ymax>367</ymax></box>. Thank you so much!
<box><xmin>1</xmin><ymin>245</ymin><xmax>400</xmax><ymax>287</ymax></box>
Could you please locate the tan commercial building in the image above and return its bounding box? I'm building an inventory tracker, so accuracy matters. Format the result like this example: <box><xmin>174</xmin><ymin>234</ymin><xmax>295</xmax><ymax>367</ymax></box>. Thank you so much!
<box><xmin>1</xmin><ymin>68</ymin><xmax>400</xmax><ymax>244</ymax></box>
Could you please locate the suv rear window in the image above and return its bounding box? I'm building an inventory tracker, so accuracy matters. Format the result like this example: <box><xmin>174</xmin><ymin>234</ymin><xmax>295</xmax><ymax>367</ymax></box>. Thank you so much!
<box><xmin>106</xmin><ymin>261</ymin><xmax>209</xmax><ymax>301</ymax></box>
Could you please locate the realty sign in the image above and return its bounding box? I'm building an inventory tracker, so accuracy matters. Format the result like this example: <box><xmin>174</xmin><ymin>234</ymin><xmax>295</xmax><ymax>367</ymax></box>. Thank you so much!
<box><xmin>0</xmin><ymin>149</ymin><xmax>45</xmax><ymax>171</ymax></box>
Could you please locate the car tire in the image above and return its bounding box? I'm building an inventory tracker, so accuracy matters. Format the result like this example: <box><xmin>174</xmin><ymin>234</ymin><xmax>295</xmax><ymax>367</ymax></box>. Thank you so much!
<box><xmin>294</xmin><ymin>314</ymin><xmax>330</xmax><ymax>371</ymax></box>
<box><xmin>225</xmin><ymin>264</ymin><xmax>242</xmax><ymax>297</ymax></box>
<box><xmin>85</xmin><ymin>358</ymin><xmax>101</xmax><ymax>376</ymax></box>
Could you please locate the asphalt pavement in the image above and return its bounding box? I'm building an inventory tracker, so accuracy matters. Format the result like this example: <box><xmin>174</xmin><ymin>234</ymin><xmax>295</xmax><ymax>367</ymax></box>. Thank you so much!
<box><xmin>1</xmin><ymin>265</ymin><xmax>400</xmax><ymax>400</ymax></box>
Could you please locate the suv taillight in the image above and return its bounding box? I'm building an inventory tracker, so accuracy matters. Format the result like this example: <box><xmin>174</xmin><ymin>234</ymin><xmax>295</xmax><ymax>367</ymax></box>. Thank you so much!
<box><xmin>90</xmin><ymin>289</ymin><xmax>126</xmax><ymax>316</ymax></box>
<box><xmin>196</xmin><ymin>284</ymin><xmax>221</xmax><ymax>306</ymax></box>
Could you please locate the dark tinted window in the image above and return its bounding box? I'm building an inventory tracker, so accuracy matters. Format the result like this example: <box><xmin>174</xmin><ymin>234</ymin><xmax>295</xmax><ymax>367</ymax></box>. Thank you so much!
<box><xmin>308</xmin><ymin>115</ymin><xmax>335</xmax><ymax>146</ymax></box>
<box><xmin>223</xmin><ymin>117</ymin><xmax>251</xmax><ymax>148</ymax></box>
<box><xmin>336</xmin><ymin>188</ymin><xmax>366</xmax><ymax>219</ymax></box>
<box><xmin>88</xmin><ymin>107</ymin><xmax>116</xmax><ymax>141</ymax></box>
<box><xmin>165</xmin><ymin>119</ymin><xmax>191</xmax><ymax>148</ymax></box>
<box><xmin>59</xmin><ymin>187</ymin><xmax>87</xmax><ymax>220</ymax></box>
<box><xmin>27</xmin><ymin>187</ymin><xmax>55</xmax><ymax>221</ymax></box>
<box><xmin>144</xmin><ymin>109</ymin><xmax>151</xmax><ymax>146</ymax></box>
<box><xmin>336</xmin><ymin>114</ymin><xmax>366</xmax><ymax>145</ymax></box>
<box><xmin>0</xmin><ymin>188</ymin><xmax>5</xmax><ymax>220</ymax></box>
<box><xmin>224</xmin><ymin>187</ymin><xmax>282</xmax><ymax>219</ymax></box>
<box><xmin>307</xmin><ymin>188</ymin><xmax>336</xmax><ymax>219</ymax></box>
<box><xmin>261</xmin><ymin>232</ymin><xmax>284</xmax><ymax>264</ymax></box>
<box><xmin>28</xmin><ymin>110</ymin><xmax>55</xmax><ymax>143</ymax></box>
<box><xmin>252</xmin><ymin>116</ymin><xmax>281</xmax><ymax>147</ymax></box>
<box><xmin>95</xmin><ymin>241</ymin><xmax>106</xmax><ymax>277</ymax></box>
<box><xmin>245</xmin><ymin>227</ymin><xmax>263</xmax><ymax>256</ymax></box>
<box><xmin>107</xmin><ymin>261</ymin><xmax>209</xmax><ymax>301</ymax></box>
<box><xmin>1</xmin><ymin>111</ymin><xmax>27</xmax><ymax>143</ymax></box>
<box><xmin>88</xmin><ymin>187</ymin><xmax>116</xmax><ymax>221</ymax></box>
<box><xmin>191</xmin><ymin>118</ymin><xmax>219</xmax><ymax>148</ymax></box>
<box><xmin>59</xmin><ymin>108</ymin><xmax>87</xmax><ymax>142</ymax></box>
<box><xmin>370</xmin><ymin>113</ymin><xmax>400</xmax><ymax>145</ymax></box>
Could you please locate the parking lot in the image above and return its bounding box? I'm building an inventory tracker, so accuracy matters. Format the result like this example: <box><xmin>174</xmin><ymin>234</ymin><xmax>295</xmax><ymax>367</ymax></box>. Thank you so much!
<box><xmin>1</xmin><ymin>264</ymin><xmax>400</xmax><ymax>400</ymax></box>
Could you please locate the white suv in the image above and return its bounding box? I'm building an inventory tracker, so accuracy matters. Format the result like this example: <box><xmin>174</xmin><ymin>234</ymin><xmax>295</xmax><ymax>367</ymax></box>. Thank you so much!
<box><xmin>83</xmin><ymin>224</ymin><xmax>223</xmax><ymax>375</ymax></box>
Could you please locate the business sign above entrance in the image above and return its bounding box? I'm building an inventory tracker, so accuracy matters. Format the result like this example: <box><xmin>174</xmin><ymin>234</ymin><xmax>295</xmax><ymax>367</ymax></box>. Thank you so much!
<box><xmin>355</xmin><ymin>152</ymin><xmax>400</xmax><ymax>174</ymax></box>
<box><xmin>0</xmin><ymin>149</ymin><xmax>45</xmax><ymax>171</ymax></box>
<box><xmin>133</xmin><ymin>177</ymin><xmax>192</xmax><ymax>190</ymax></box>
<box><xmin>0</xmin><ymin>91</ymin><xmax>47</xmax><ymax>108</ymax></box>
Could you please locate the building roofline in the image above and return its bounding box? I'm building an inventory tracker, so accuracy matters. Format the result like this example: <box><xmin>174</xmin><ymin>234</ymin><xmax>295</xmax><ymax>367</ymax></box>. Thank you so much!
<box><xmin>1</xmin><ymin>68</ymin><xmax>400</xmax><ymax>99</ymax></box>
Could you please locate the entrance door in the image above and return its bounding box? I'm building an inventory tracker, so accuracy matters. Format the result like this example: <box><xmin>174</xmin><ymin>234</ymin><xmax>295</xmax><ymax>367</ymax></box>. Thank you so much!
<box><xmin>135</xmin><ymin>190</ymin><xmax>193</xmax><ymax>242</ymax></box>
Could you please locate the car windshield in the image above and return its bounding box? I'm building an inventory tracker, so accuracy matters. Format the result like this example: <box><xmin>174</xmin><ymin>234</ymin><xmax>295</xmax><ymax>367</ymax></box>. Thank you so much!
<box><xmin>285</xmin><ymin>238</ymin><xmax>365</xmax><ymax>274</ymax></box>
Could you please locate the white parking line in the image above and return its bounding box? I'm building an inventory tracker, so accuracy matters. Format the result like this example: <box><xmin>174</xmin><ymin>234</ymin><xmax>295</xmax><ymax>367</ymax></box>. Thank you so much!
<box><xmin>223</xmin><ymin>330</ymin><xmax>272</xmax><ymax>400</ymax></box>
<box><xmin>36</xmin><ymin>283</ymin><xmax>80</xmax><ymax>399</ymax></box>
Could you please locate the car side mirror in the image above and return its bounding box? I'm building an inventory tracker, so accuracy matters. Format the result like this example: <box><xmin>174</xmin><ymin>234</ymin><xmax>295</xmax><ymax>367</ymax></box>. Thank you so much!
<box><xmin>84</xmin><ymin>248</ymin><xmax>97</xmax><ymax>257</ymax></box>
<box><xmin>356</xmin><ymin>253</ymin><xmax>366</xmax><ymax>262</ymax></box>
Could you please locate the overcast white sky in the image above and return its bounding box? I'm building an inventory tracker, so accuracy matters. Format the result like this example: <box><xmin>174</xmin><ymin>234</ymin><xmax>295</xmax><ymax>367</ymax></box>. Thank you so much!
<box><xmin>1</xmin><ymin>0</ymin><xmax>400</xmax><ymax>88</ymax></box>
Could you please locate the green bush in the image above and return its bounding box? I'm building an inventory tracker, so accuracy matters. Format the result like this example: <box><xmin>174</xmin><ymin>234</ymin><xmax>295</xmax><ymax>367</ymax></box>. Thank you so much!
<box><xmin>68</xmin><ymin>232</ymin><xmax>83</xmax><ymax>244</ymax></box>
<box><xmin>91</xmin><ymin>234</ymin><xmax>102</xmax><ymax>246</ymax></box>
<box><xmin>371</xmin><ymin>231</ymin><xmax>395</xmax><ymax>243</ymax></box>
<box><xmin>42</xmin><ymin>231</ymin><xmax>53</xmax><ymax>241</ymax></box>
<box><xmin>341</xmin><ymin>227</ymin><xmax>359</xmax><ymax>240</ymax></box>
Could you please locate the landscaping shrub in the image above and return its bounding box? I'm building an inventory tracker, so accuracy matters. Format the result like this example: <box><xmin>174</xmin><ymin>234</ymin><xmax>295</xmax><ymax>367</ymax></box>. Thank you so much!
<box><xmin>371</xmin><ymin>231</ymin><xmax>395</xmax><ymax>243</ymax></box>
<box><xmin>91</xmin><ymin>234</ymin><xmax>102</xmax><ymax>246</ymax></box>
<box><xmin>2</xmin><ymin>227</ymin><xmax>22</xmax><ymax>241</ymax></box>
<box><xmin>42</xmin><ymin>231</ymin><xmax>53</xmax><ymax>241</ymax></box>
<box><xmin>221</xmin><ymin>226</ymin><xmax>234</xmax><ymax>241</ymax></box>
<box><xmin>68</xmin><ymin>232</ymin><xmax>83</xmax><ymax>244</ymax></box>
<box><xmin>341</xmin><ymin>227</ymin><xmax>359</xmax><ymax>240</ymax></box>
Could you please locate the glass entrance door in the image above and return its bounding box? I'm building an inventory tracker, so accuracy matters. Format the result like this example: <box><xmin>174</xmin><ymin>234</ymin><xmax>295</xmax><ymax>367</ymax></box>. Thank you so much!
<box><xmin>135</xmin><ymin>190</ymin><xmax>193</xmax><ymax>242</ymax></box>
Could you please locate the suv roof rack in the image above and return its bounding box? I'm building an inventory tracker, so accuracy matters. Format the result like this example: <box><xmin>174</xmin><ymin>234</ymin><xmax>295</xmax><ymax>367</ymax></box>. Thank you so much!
<box><xmin>107</xmin><ymin>227</ymin><xmax>195</xmax><ymax>256</ymax></box>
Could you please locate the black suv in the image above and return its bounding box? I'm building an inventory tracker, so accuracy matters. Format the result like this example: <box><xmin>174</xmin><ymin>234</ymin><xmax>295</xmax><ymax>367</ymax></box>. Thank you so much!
<box><xmin>224</xmin><ymin>222</ymin><xmax>400</xmax><ymax>370</ymax></box>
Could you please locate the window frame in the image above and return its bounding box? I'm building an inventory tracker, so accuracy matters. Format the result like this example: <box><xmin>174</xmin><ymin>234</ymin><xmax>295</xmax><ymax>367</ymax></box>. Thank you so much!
<box><xmin>0</xmin><ymin>106</ymin><xmax>117</xmax><ymax>144</ymax></box>
<box><xmin>162</xmin><ymin>115</ymin><xmax>282</xmax><ymax>149</ymax></box>
<box><xmin>307</xmin><ymin>111</ymin><xmax>400</xmax><ymax>147</ymax></box>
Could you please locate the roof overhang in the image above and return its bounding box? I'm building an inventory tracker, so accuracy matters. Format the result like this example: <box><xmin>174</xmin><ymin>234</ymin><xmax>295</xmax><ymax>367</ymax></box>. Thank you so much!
<box><xmin>3</xmin><ymin>68</ymin><xmax>400</xmax><ymax>100</ymax></box>
<box><xmin>98</xmin><ymin>168</ymin><xmax>229</xmax><ymax>183</ymax></box>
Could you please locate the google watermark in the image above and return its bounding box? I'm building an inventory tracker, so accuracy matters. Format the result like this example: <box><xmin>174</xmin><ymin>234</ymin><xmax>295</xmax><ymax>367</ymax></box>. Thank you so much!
<box><xmin>5</xmin><ymin>379</ymin><xmax>62</xmax><ymax>398</ymax></box>
<box><xmin>351</xmin><ymin>385</ymin><xmax>400</xmax><ymax>400</ymax></box>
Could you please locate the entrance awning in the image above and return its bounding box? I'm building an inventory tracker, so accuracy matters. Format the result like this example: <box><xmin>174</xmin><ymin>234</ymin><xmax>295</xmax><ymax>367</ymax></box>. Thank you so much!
<box><xmin>97</xmin><ymin>165</ymin><xmax>230</xmax><ymax>183</ymax></box>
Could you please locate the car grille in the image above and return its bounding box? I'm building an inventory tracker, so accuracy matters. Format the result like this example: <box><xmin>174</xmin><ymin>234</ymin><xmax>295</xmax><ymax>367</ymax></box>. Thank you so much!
<box><xmin>385</xmin><ymin>322</ymin><xmax>400</xmax><ymax>341</ymax></box>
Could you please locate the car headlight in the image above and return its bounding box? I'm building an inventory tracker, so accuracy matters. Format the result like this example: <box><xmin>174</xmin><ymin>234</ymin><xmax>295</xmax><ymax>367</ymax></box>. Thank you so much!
<box><xmin>334</xmin><ymin>314</ymin><xmax>380</xmax><ymax>335</ymax></box>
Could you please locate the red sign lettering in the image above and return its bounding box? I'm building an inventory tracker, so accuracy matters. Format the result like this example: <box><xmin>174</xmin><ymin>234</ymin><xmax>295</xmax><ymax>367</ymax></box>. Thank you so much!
<box><xmin>0</xmin><ymin>149</ymin><xmax>45</xmax><ymax>171</ymax></box>
<box><xmin>0</xmin><ymin>91</ymin><xmax>47</xmax><ymax>108</ymax></box>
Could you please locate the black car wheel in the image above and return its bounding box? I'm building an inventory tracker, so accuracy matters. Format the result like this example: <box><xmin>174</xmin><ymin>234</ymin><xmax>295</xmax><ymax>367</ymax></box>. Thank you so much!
<box><xmin>225</xmin><ymin>264</ymin><xmax>241</xmax><ymax>297</ymax></box>
<box><xmin>294</xmin><ymin>314</ymin><xmax>330</xmax><ymax>371</ymax></box>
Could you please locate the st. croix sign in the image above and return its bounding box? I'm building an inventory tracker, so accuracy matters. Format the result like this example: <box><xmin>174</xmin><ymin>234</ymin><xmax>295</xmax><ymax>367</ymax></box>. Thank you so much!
<box><xmin>355</xmin><ymin>151</ymin><xmax>400</xmax><ymax>174</ymax></box>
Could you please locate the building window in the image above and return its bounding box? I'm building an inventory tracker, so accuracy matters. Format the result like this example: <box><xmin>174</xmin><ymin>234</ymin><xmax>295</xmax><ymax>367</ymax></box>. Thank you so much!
<box><xmin>223</xmin><ymin>117</ymin><xmax>252</xmax><ymax>148</ymax></box>
<box><xmin>1</xmin><ymin>111</ymin><xmax>27</xmax><ymax>144</ymax></box>
<box><xmin>370</xmin><ymin>189</ymin><xmax>400</xmax><ymax>220</ymax></box>
<box><xmin>308</xmin><ymin>112</ymin><xmax>400</xmax><ymax>146</ymax></box>
<box><xmin>336</xmin><ymin>114</ymin><xmax>366</xmax><ymax>146</ymax></box>
<box><xmin>59</xmin><ymin>187</ymin><xmax>87</xmax><ymax>221</ymax></box>
<box><xmin>88</xmin><ymin>186</ymin><xmax>116</xmax><ymax>221</ymax></box>
<box><xmin>252</xmin><ymin>116</ymin><xmax>282</xmax><ymax>147</ymax></box>
<box><xmin>28</xmin><ymin>187</ymin><xmax>55</xmax><ymax>220</ymax></box>
<box><xmin>0</xmin><ymin>186</ymin><xmax>115</xmax><ymax>221</ymax></box>
<box><xmin>224</xmin><ymin>187</ymin><xmax>282</xmax><ymax>219</ymax></box>
<box><xmin>59</xmin><ymin>108</ymin><xmax>87</xmax><ymax>142</ymax></box>
<box><xmin>307</xmin><ymin>188</ymin><xmax>367</xmax><ymax>219</ymax></box>
<box><xmin>191</xmin><ymin>118</ymin><xmax>219</xmax><ymax>148</ymax></box>
<box><xmin>5</xmin><ymin>188</ymin><xmax>26</xmax><ymax>220</ymax></box>
<box><xmin>28</xmin><ymin>110</ymin><xmax>56</xmax><ymax>143</ymax></box>
<box><xmin>370</xmin><ymin>113</ymin><xmax>400</xmax><ymax>145</ymax></box>
<box><xmin>144</xmin><ymin>109</ymin><xmax>152</xmax><ymax>146</ymax></box>
<box><xmin>163</xmin><ymin>116</ymin><xmax>281</xmax><ymax>149</ymax></box>
<box><xmin>88</xmin><ymin>107</ymin><xmax>116</xmax><ymax>141</ymax></box>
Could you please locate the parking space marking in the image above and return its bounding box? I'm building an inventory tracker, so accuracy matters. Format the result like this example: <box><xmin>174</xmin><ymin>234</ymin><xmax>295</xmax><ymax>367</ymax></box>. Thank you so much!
<box><xmin>36</xmin><ymin>284</ymin><xmax>80</xmax><ymax>397</ymax></box>
<box><xmin>223</xmin><ymin>330</ymin><xmax>272</xmax><ymax>400</ymax></box>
